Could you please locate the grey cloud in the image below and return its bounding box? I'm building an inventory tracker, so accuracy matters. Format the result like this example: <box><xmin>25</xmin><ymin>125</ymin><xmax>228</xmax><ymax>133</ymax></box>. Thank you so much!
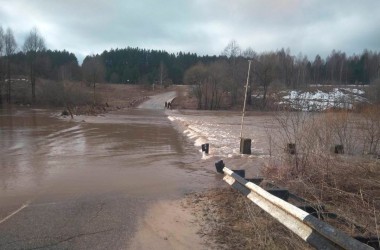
<box><xmin>0</xmin><ymin>0</ymin><xmax>379</xmax><ymax>62</ymax></box>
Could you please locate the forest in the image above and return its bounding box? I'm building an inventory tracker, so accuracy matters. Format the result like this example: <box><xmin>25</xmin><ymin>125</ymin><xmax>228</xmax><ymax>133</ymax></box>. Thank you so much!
<box><xmin>0</xmin><ymin>26</ymin><xmax>379</xmax><ymax>108</ymax></box>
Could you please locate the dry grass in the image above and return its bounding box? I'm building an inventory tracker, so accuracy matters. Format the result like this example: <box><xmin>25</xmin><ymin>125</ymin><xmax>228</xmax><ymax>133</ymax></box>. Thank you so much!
<box><xmin>184</xmin><ymin>188</ymin><xmax>312</xmax><ymax>250</ymax></box>
<box><xmin>8</xmin><ymin>78</ymin><xmax>175</xmax><ymax>115</ymax></box>
<box><xmin>263</xmin><ymin>108</ymin><xmax>380</xmax><ymax>243</ymax></box>
<box><xmin>263</xmin><ymin>156</ymin><xmax>379</xmax><ymax>238</ymax></box>
<box><xmin>177</xmin><ymin>95</ymin><xmax>379</xmax><ymax>248</ymax></box>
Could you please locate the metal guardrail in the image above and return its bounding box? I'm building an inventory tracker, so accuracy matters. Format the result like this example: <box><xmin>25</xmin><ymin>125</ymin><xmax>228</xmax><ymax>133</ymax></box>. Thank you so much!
<box><xmin>215</xmin><ymin>161</ymin><xmax>374</xmax><ymax>250</ymax></box>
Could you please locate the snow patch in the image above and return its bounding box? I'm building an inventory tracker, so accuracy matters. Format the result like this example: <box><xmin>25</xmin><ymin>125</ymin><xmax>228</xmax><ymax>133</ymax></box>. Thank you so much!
<box><xmin>281</xmin><ymin>88</ymin><xmax>367</xmax><ymax>111</ymax></box>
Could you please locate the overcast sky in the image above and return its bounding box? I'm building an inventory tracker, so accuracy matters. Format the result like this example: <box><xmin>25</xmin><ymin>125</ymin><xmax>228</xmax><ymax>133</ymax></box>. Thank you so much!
<box><xmin>1</xmin><ymin>0</ymin><xmax>379</xmax><ymax>64</ymax></box>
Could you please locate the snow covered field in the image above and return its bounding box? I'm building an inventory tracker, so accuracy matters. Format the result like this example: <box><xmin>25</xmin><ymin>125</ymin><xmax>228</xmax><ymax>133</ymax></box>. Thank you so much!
<box><xmin>280</xmin><ymin>87</ymin><xmax>367</xmax><ymax>111</ymax></box>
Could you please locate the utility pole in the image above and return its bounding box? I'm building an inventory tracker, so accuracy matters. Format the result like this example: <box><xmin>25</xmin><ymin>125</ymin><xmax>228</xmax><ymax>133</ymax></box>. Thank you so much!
<box><xmin>240</xmin><ymin>60</ymin><xmax>252</xmax><ymax>138</ymax></box>
<box><xmin>239</xmin><ymin>60</ymin><xmax>253</xmax><ymax>155</ymax></box>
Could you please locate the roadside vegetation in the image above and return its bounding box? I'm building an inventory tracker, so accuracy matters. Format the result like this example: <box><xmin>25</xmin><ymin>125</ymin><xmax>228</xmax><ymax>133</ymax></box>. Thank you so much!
<box><xmin>184</xmin><ymin>189</ymin><xmax>312</xmax><ymax>250</ymax></box>
<box><xmin>186</xmin><ymin>107</ymin><xmax>379</xmax><ymax>249</ymax></box>
<box><xmin>264</xmin><ymin>107</ymin><xmax>380</xmax><ymax>237</ymax></box>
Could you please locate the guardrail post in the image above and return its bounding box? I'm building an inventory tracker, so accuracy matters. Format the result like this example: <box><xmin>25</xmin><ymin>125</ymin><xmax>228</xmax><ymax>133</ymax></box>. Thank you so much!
<box><xmin>332</xmin><ymin>145</ymin><xmax>344</xmax><ymax>154</ymax></box>
<box><xmin>215</xmin><ymin>160</ymin><xmax>224</xmax><ymax>173</ymax></box>
<box><xmin>201</xmin><ymin>143</ymin><xmax>209</xmax><ymax>154</ymax></box>
<box><xmin>240</xmin><ymin>138</ymin><xmax>251</xmax><ymax>154</ymax></box>
<box><xmin>286</xmin><ymin>143</ymin><xmax>296</xmax><ymax>154</ymax></box>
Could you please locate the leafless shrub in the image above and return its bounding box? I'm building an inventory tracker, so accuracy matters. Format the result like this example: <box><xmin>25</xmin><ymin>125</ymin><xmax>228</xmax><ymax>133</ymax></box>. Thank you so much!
<box><xmin>271</xmin><ymin>110</ymin><xmax>317</xmax><ymax>174</ymax></box>
<box><xmin>62</xmin><ymin>81</ymin><xmax>95</xmax><ymax>106</ymax></box>
<box><xmin>323</xmin><ymin>111</ymin><xmax>358</xmax><ymax>154</ymax></box>
<box><xmin>36</xmin><ymin>79</ymin><xmax>65</xmax><ymax>106</ymax></box>
<box><xmin>264</xmin><ymin>109</ymin><xmax>380</xmax><ymax>239</ymax></box>
<box><xmin>35</xmin><ymin>80</ymin><xmax>94</xmax><ymax>107</ymax></box>
<box><xmin>10</xmin><ymin>79</ymin><xmax>32</xmax><ymax>104</ymax></box>
<box><xmin>359</xmin><ymin>106</ymin><xmax>380</xmax><ymax>155</ymax></box>
<box><xmin>368</xmin><ymin>78</ymin><xmax>380</xmax><ymax>104</ymax></box>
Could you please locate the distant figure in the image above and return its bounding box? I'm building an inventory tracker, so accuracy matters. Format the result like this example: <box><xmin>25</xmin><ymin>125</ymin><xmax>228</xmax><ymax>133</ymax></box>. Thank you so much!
<box><xmin>165</xmin><ymin>101</ymin><xmax>167</xmax><ymax>108</ymax></box>
<box><xmin>167</xmin><ymin>102</ymin><xmax>172</xmax><ymax>110</ymax></box>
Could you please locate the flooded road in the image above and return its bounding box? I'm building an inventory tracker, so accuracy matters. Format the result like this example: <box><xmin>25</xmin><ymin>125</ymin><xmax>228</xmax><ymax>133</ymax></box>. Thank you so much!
<box><xmin>0</xmin><ymin>89</ymin><xmax>278</xmax><ymax>249</ymax></box>
<box><xmin>0</xmin><ymin>107</ymin><xmax>215</xmax><ymax>249</ymax></box>
<box><xmin>167</xmin><ymin>110</ymin><xmax>277</xmax><ymax>177</ymax></box>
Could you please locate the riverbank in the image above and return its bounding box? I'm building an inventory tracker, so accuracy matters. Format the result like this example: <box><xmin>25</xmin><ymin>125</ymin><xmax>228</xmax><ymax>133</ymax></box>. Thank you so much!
<box><xmin>165</xmin><ymin>104</ymin><xmax>380</xmax><ymax>249</ymax></box>
<box><xmin>65</xmin><ymin>83</ymin><xmax>178</xmax><ymax>115</ymax></box>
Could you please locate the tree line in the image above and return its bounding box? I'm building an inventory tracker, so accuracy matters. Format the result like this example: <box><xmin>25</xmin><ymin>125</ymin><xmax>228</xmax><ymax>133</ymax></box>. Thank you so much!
<box><xmin>84</xmin><ymin>48</ymin><xmax>220</xmax><ymax>85</ymax></box>
<box><xmin>0</xmin><ymin>26</ymin><xmax>80</xmax><ymax>105</ymax></box>
<box><xmin>184</xmin><ymin>41</ymin><xmax>380</xmax><ymax>109</ymax></box>
<box><xmin>88</xmin><ymin>42</ymin><xmax>380</xmax><ymax>87</ymax></box>
<box><xmin>85</xmin><ymin>41</ymin><xmax>380</xmax><ymax>109</ymax></box>
<box><xmin>1</xmin><ymin>25</ymin><xmax>379</xmax><ymax>108</ymax></box>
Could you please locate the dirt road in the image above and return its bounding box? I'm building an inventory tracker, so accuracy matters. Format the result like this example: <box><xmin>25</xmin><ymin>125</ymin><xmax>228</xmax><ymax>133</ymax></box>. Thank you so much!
<box><xmin>138</xmin><ymin>91</ymin><xmax>176</xmax><ymax>109</ymax></box>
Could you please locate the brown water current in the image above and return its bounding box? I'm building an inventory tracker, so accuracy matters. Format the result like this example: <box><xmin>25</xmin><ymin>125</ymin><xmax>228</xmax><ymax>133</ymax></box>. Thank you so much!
<box><xmin>0</xmin><ymin>107</ymin><xmax>216</xmax><ymax>199</ymax></box>
<box><xmin>0</xmin><ymin>106</ymin><xmax>216</xmax><ymax>249</ymax></box>
<box><xmin>0</xmin><ymin>94</ymin><xmax>278</xmax><ymax>249</ymax></box>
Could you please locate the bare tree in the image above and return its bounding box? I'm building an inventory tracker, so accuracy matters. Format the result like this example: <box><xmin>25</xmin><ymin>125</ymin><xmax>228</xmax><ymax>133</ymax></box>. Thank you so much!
<box><xmin>255</xmin><ymin>53</ymin><xmax>276</xmax><ymax>109</ymax></box>
<box><xmin>360</xmin><ymin>106</ymin><xmax>380</xmax><ymax>155</ymax></box>
<box><xmin>278</xmin><ymin>48</ymin><xmax>294</xmax><ymax>87</ymax></box>
<box><xmin>23</xmin><ymin>27</ymin><xmax>46</xmax><ymax>103</ymax></box>
<box><xmin>208</xmin><ymin>60</ymin><xmax>231</xmax><ymax>110</ymax></box>
<box><xmin>222</xmin><ymin>40</ymin><xmax>241</xmax><ymax>105</ymax></box>
<box><xmin>185</xmin><ymin>60</ymin><xmax>232</xmax><ymax>110</ymax></box>
<box><xmin>0</xmin><ymin>26</ymin><xmax>4</xmax><ymax>105</ymax></box>
<box><xmin>222</xmin><ymin>40</ymin><xmax>241</xmax><ymax>59</ymax></box>
<box><xmin>294</xmin><ymin>53</ymin><xmax>309</xmax><ymax>88</ymax></box>
<box><xmin>184</xmin><ymin>63</ymin><xmax>208</xmax><ymax>109</ymax></box>
<box><xmin>338</xmin><ymin>52</ymin><xmax>346</xmax><ymax>84</ymax></box>
<box><xmin>4</xmin><ymin>28</ymin><xmax>17</xmax><ymax>104</ymax></box>
<box><xmin>82</xmin><ymin>56</ymin><xmax>105</xmax><ymax>105</ymax></box>
<box><xmin>242</xmin><ymin>47</ymin><xmax>256</xmax><ymax>59</ymax></box>
<box><xmin>312</xmin><ymin>55</ymin><xmax>323</xmax><ymax>84</ymax></box>
<box><xmin>159</xmin><ymin>60</ymin><xmax>167</xmax><ymax>86</ymax></box>
<box><xmin>368</xmin><ymin>78</ymin><xmax>380</xmax><ymax>104</ymax></box>
<box><xmin>242</xmin><ymin>48</ymin><xmax>257</xmax><ymax>105</ymax></box>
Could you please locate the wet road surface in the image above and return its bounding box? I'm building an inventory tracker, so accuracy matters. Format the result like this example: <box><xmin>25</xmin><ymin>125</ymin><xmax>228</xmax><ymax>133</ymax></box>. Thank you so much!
<box><xmin>0</xmin><ymin>107</ymin><xmax>214</xmax><ymax>249</ymax></box>
<box><xmin>138</xmin><ymin>91</ymin><xmax>176</xmax><ymax>109</ymax></box>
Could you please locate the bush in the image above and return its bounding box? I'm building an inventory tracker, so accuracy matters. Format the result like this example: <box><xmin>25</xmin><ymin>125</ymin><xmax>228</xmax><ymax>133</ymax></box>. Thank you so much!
<box><xmin>36</xmin><ymin>80</ymin><xmax>65</xmax><ymax>106</ymax></box>
<box><xmin>265</xmin><ymin>110</ymin><xmax>380</xmax><ymax>238</ymax></box>
<box><xmin>368</xmin><ymin>78</ymin><xmax>380</xmax><ymax>104</ymax></box>
<box><xmin>35</xmin><ymin>79</ymin><xmax>94</xmax><ymax>106</ymax></box>
<box><xmin>62</xmin><ymin>81</ymin><xmax>94</xmax><ymax>106</ymax></box>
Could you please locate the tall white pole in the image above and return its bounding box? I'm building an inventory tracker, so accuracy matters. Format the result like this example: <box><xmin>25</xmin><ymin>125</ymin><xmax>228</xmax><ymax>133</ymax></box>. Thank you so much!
<box><xmin>240</xmin><ymin>60</ymin><xmax>252</xmax><ymax>139</ymax></box>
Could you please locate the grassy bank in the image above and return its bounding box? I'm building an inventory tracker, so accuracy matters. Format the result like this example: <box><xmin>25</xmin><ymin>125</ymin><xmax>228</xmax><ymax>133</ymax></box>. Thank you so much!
<box><xmin>6</xmin><ymin>78</ymin><xmax>174</xmax><ymax>115</ymax></box>
<box><xmin>184</xmin><ymin>108</ymin><xmax>379</xmax><ymax>249</ymax></box>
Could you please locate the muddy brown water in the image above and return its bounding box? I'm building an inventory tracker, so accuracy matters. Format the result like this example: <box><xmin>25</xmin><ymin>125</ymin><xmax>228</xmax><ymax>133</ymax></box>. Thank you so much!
<box><xmin>0</xmin><ymin>99</ymin><xmax>278</xmax><ymax>249</ymax></box>
<box><xmin>0</xmin><ymin>107</ymin><xmax>217</xmax><ymax>249</ymax></box>
<box><xmin>0</xmin><ymin>108</ymin><xmax>215</xmax><ymax>197</ymax></box>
